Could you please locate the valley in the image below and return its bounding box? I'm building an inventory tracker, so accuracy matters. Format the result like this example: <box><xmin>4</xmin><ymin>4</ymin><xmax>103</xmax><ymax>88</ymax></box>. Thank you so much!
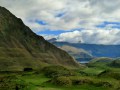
<box><xmin>0</xmin><ymin>6</ymin><xmax>120</xmax><ymax>90</ymax></box>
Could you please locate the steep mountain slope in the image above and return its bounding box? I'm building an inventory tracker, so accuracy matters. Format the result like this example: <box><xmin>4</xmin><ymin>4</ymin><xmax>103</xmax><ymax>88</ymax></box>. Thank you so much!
<box><xmin>51</xmin><ymin>41</ymin><xmax>120</xmax><ymax>58</ymax></box>
<box><xmin>0</xmin><ymin>6</ymin><xmax>80</xmax><ymax>71</ymax></box>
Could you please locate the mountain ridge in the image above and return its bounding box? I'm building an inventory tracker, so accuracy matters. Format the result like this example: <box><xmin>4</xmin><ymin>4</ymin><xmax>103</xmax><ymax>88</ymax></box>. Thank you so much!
<box><xmin>48</xmin><ymin>40</ymin><xmax>120</xmax><ymax>58</ymax></box>
<box><xmin>0</xmin><ymin>6</ymin><xmax>80</xmax><ymax>71</ymax></box>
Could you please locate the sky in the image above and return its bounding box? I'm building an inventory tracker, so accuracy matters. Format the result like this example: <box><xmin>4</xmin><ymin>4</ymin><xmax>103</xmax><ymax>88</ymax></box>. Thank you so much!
<box><xmin>0</xmin><ymin>0</ymin><xmax>120</xmax><ymax>45</ymax></box>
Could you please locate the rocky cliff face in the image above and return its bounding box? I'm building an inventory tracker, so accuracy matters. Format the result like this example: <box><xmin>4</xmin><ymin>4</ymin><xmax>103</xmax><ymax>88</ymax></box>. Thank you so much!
<box><xmin>0</xmin><ymin>6</ymin><xmax>80</xmax><ymax>71</ymax></box>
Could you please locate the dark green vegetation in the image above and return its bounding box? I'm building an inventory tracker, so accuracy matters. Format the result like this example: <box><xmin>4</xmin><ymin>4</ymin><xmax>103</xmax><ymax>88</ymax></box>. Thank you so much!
<box><xmin>0</xmin><ymin>6</ymin><xmax>80</xmax><ymax>71</ymax></box>
<box><xmin>0</xmin><ymin>61</ymin><xmax>120</xmax><ymax>90</ymax></box>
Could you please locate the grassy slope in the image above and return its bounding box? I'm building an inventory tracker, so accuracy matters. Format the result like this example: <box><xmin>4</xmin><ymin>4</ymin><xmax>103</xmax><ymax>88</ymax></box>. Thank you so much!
<box><xmin>0</xmin><ymin>63</ymin><xmax>120</xmax><ymax>90</ymax></box>
<box><xmin>0</xmin><ymin>72</ymin><xmax>111</xmax><ymax>90</ymax></box>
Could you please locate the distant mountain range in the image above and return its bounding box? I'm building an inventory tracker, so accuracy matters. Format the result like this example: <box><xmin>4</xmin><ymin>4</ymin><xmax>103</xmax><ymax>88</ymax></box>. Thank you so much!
<box><xmin>58</xmin><ymin>45</ymin><xmax>93</xmax><ymax>63</ymax></box>
<box><xmin>48</xmin><ymin>38</ymin><xmax>120</xmax><ymax>62</ymax></box>
<box><xmin>0</xmin><ymin>6</ymin><xmax>80</xmax><ymax>71</ymax></box>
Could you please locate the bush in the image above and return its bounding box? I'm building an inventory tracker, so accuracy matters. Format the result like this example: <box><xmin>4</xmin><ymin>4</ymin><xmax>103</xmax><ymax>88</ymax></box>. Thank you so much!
<box><xmin>0</xmin><ymin>76</ymin><xmax>17</xmax><ymax>90</ymax></box>
<box><xmin>116</xmin><ymin>87</ymin><xmax>120</xmax><ymax>90</ymax></box>
<box><xmin>109</xmin><ymin>59</ymin><xmax>120</xmax><ymax>68</ymax></box>
<box><xmin>42</xmin><ymin>66</ymin><xmax>75</xmax><ymax>78</ymax></box>
<box><xmin>15</xmin><ymin>84</ymin><xmax>27</xmax><ymax>90</ymax></box>
<box><xmin>94</xmin><ymin>81</ymin><xmax>112</xmax><ymax>88</ymax></box>
<box><xmin>109</xmin><ymin>72</ymin><xmax>120</xmax><ymax>80</ymax></box>
<box><xmin>71</xmin><ymin>78</ymin><xmax>93</xmax><ymax>85</ymax></box>
<box><xmin>98</xmin><ymin>71</ymin><xmax>120</xmax><ymax>80</ymax></box>
<box><xmin>51</xmin><ymin>76</ymin><xmax>72</xmax><ymax>87</ymax></box>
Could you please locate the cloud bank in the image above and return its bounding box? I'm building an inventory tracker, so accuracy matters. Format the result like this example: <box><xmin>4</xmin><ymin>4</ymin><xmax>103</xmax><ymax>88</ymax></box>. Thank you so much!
<box><xmin>0</xmin><ymin>0</ymin><xmax>120</xmax><ymax>44</ymax></box>
<box><xmin>56</xmin><ymin>29</ymin><xmax>120</xmax><ymax>45</ymax></box>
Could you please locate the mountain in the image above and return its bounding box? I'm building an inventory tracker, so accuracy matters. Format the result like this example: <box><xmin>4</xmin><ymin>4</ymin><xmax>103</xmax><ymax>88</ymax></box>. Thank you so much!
<box><xmin>49</xmin><ymin>41</ymin><xmax>120</xmax><ymax>58</ymax></box>
<box><xmin>0</xmin><ymin>6</ymin><xmax>80</xmax><ymax>71</ymax></box>
<box><xmin>48</xmin><ymin>38</ymin><xmax>57</xmax><ymax>43</ymax></box>
<box><xmin>59</xmin><ymin>45</ymin><xmax>93</xmax><ymax>63</ymax></box>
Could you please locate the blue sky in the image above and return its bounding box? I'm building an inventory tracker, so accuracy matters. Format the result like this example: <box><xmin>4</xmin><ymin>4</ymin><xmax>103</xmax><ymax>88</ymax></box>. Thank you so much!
<box><xmin>1</xmin><ymin>0</ymin><xmax>120</xmax><ymax>45</ymax></box>
<box><xmin>38</xmin><ymin>30</ymin><xmax>67</xmax><ymax>35</ymax></box>
<box><xmin>96</xmin><ymin>21</ymin><xmax>120</xmax><ymax>29</ymax></box>
<box><xmin>35</xmin><ymin>20</ymin><xmax>48</xmax><ymax>25</ymax></box>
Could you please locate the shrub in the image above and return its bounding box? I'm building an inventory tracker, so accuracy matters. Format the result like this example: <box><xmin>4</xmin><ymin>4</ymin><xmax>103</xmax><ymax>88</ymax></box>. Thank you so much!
<box><xmin>71</xmin><ymin>78</ymin><xmax>93</xmax><ymax>85</ymax></box>
<box><xmin>15</xmin><ymin>84</ymin><xmax>27</xmax><ymax>90</ymax></box>
<box><xmin>94</xmin><ymin>81</ymin><xmax>112</xmax><ymax>88</ymax></box>
<box><xmin>98</xmin><ymin>71</ymin><xmax>120</xmax><ymax>80</ymax></box>
<box><xmin>109</xmin><ymin>72</ymin><xmax>120</xmax><ymax>80</ymax></box>
<box><xmin>51</xmin><ymin>76</ymin><xmax>72</xmax><ymax>87</ymax></box>
<box><xmin>0</xmin><ymin>76</ymin><xmax>17</xmax><ymax>90</ymax></box>
<box><xmin>42</xmin><ymin>66</ymin><xmax>74</xmax><ymax>78</ymax></box>
<box><xmin>116</xmin><ymin>87</ymin><xmax>120</xmax><ymax>90</ymax></box>
<box><xmin>109</xmin><ymin>59</ymin><xmax>120</xmax><ymax>68</ymax></box>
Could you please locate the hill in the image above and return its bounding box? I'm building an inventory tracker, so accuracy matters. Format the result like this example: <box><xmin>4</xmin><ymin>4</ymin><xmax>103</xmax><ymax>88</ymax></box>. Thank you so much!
<box><xmin>109</xmin><ymin>59</ymin><xmax>120</xmax><ymax>68</ymax></box>
<box><xmin>60</xmin><ymin>45</ymin><xmax>93</xmax><ymax>63</ymax></box>
<box><xmin>50</xmin><ymin>41</ymin><xmax>120</xmax><ymax>58</ymax></box>
<box><xmin>0</xmin><ymin>6</ymin><xmax>80</xmax><ymax>71</ymax></box>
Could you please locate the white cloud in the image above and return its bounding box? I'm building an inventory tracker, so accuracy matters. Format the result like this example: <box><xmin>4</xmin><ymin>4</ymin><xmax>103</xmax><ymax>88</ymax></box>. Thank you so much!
<box><xmin>1</xmin><ymin>0</ymin><xmax>120</xmax><ymax>31</ymax></box>
<box><xmin>0</xmin><ymin>0</ymin><xmax>120</xmax><ymax>44</ymax></box>
<box><xmin>57</xmin><ymin>29</ymin><xmax>120</xmax><ymax>45</ymax></box>
<box><xmin>58</xmin><ymin>31</ymin><xmax>82</xmax><ymax>43</ymax></box>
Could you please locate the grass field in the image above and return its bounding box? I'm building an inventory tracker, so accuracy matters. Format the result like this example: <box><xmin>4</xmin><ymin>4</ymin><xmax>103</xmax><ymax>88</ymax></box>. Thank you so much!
<box><xmin>0</xmin><ymin>64</ymin><xmax>120</xmax><ymax>90</ymax></box>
